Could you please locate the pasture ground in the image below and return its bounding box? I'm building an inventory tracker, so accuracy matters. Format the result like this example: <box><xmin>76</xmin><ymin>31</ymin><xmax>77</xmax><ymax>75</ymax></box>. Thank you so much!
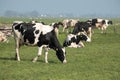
<box><xmin>0</xmin><ymin>17</ymin><xmax>120</xmax><ymax>80</ymax></box>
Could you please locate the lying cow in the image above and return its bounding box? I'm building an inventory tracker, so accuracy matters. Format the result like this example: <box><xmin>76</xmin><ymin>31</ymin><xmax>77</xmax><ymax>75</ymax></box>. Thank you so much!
<box><xmin>63</xmin><ymin>32</ymin><xmax>91</xmax><ymax>48</ymax></box>
<box><xmin>87</xmin><ymin>18</ymin><xmax>112</xmax><ymax>33</ymax></box>
<box><xmin>72</xmin><ymin>21</ymin><xmax>92</xmax><ymax>41</ymax></box>
<box><xmin>12</xmin><ymin>22</ymin><xmax>67</xmax><ymax>63</ymax></box>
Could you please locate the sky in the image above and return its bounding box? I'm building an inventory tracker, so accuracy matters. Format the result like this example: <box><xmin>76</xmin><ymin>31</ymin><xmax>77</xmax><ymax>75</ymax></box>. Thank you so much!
<box><xmin>0</xmin><ymin>0</ymin><xmax>120</xmax><ymax>17</ymax></box>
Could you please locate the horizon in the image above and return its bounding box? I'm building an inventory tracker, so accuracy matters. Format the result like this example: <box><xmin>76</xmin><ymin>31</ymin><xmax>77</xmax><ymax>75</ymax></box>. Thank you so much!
<box><xmin>0</xmin><ymin>0</ymin><xmax>120</xmax><ymax>18</ymax></box>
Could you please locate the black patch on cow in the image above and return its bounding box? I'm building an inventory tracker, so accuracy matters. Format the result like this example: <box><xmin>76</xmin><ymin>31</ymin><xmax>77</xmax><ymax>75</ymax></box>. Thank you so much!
<box><xmin>14</xmin><ymin>23</ymin><xmax>23</xmax><ymax>32</ymax></box>
<box><xmin>53</xmin><ymin>23</ymin><xmax>59</xmax><ymax>29</ymax></box>
<box><xmin>14</xmin><ymin>23</ymin><xmax>36</xmax><ymax>44</ymax></box>
<box><xmin>63</xmin><ymin>40</ymin><xmax>71</xmax><ymax>47</ymax></box>
<box><xmin>38</xmin><ymin>30</ymin><xmax>62</xmax><ymax>50</ymax></box>
<box><xmin>90</xmin><ymin>18</ymin><xmax>97</xmax><ymax>26</ymax></box>
<box><xmin>71</xmin><ymin>37</ymin><xmax>76</xmax><ymax>42</ymax></box>
<box><xmin>35</xmin><ymin>30</ymin><xmax>39</xmax><ymax>34</ymax></box>
<box><xmin>108</xmin><ymin>20</ymin><xmax>113</xmax><ymax>24</ymax></box>
<box><xmin>102</xmin><ymin>20</ymin><xmax>106</xmax><ymax>24</ymax></box>
<box><xmin>37</xmin><ymin>30</ymin><xmax>61</xmax><ymax>49</ymax></box>
<box><xmin>76</xmin><ymin>34</ymin><xmax>87</xmax><ymax>43</ymax></box>
<box><xmin>56</xmin><ymin>49</ymin><xmax>65</xmax><ymax>62</ymax></box>
<box><xmin>72</xmin><ymin>21</ymin><xmax>92</xmax><ymax>34</ymax></box>
<box><xmin>37</xmin><ymin>32</ymin><xmax>50</xmax><ymax>46</ymax></box>
<box><xmin>23</xmin><ymin>27</ymin><xmax>36</xmax><ymax>44</ymax></box>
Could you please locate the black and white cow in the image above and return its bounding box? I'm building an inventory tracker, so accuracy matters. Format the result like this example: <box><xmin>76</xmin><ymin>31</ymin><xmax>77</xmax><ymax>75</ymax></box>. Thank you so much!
<box><xmin>72</xmin><ymin>21</ymin><xmax>92</xmax><ymax>41</ymax></box>
<box><xmin>63</xmin><ymin>32</ymin><xmax>91</xmax><ymax>48</ymax></box>
<box><xmin>12</xmin><ymin>22</ymin><xmax>67</xmax><ymax>63</ymax></box>
<box><xmin>87</xmin><ymin>18</ymin><xmax>113</xmax><ymax>33</ymax></box>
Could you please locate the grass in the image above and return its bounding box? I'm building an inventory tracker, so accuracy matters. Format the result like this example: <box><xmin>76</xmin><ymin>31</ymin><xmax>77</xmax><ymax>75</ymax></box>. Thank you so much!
<box><xmin>0</xmin><ymin>17</ymin><xmax>120</xmax><ymax>80</ymax></box>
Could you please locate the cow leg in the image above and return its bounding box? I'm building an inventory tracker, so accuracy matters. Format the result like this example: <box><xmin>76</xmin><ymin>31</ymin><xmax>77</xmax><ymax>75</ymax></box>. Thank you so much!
<box><xmin>101</xmin><ymin>26</ymin><xmax>106</xmax><ymax>33</ymax></box>
<box><xmin>88</xmin><ymin>27</ymin><xmax>92</xmax><ymax>40</ymax></box>
<box><xmin>32</xmin><ymin>46</ymin><xmax>43</xmax><ymax>62</ymax></box>
<box><xmin>79</xmin><ymin>41</ymin><xmax>85</xmax><ymax>47</ymax></box>
<box><xmin>101</xmin><ymin>27</ymin><xmax>104</xmax><ymax>33</ymax></box>
<box><xmin>62</xmin><ymin>25</ymin><xmax>67</xmax><ymax>33</ymax></box>
<box><xmin>103</xmin><ymin>25</ymin><xmax>107</xmax><ymax>34</ymax></box>
<box><xmin>15</xmin><ymin>38</ymin><xmax>20</xmax><ymax>61</ymax></box>
<box><xmin>55</xmin><ymin>28</ymin><xmax>59</xmax><ymax>37</ymax></box>
<box><xmin>44</xmin><ymin>48</ymin><xmax>49</xmax><ymax>63</ymax></box>
<box><xmin>62</xmin><ymin>27</ymin><xmax>65</xmax><ymax>32</ymax></box>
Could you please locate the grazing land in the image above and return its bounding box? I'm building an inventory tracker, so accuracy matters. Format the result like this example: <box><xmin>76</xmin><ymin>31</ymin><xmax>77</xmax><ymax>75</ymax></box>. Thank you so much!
<box><xmin>0</xmin><ymin>17</ymin><xmax>120</xmax><ymax>80</ymax></box>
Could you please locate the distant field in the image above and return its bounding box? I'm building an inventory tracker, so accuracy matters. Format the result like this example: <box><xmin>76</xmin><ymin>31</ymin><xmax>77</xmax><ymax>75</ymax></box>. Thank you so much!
<box><xmin>0</xmin><ymin>17</ymin><xmax>120</xmax><ymax>80</ymax></box>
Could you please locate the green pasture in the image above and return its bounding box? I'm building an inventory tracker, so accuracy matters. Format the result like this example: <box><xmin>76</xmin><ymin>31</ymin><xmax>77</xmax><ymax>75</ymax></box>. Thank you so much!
<box><xmin>0</xmin><ymin>17</ymin><xmax>120</xmax><ymax>80</ymax></box>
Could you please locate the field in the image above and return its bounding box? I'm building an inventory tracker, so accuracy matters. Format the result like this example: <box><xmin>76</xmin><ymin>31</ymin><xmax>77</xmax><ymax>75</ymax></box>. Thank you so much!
<box><xmin>0</xmin><ymin>17</ymin><xmax>120</xmax><ymax>80</ymax></box>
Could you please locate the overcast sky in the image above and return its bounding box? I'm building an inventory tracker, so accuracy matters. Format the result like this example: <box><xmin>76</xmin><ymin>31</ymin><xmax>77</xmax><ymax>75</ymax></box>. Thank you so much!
<box><xmin>0</xmin><ymin>0</ymin><xmax>120</xmax><ymax>17</ymax></box>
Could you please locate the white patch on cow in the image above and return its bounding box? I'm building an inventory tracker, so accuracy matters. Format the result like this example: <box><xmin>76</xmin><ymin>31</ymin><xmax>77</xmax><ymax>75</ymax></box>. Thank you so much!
<box><xmin>86</xmin><ymin>37</ymin><xmax>91</xmax><ymax>42</ymax></box>
<box><xmin>105</xmin><ymin>20</ymin><xmax>109</xmax><ymax>26</ymax></box>
<box><xmin>51</xmin><ymin>23</ymin><xmax>55</xmax><ymax>26</ymax></box>
<box><xmin>68</xmin><ymin>42</ymin><xmax>84</xmax><ymax>48</ymax></box>
<box><xmin>14</xmin><ymin>29</ymin><xmax>22</xmax><ymax>39</ymax></box>
<box><xmin>67</xmin><ymin>34</ymin><xmax>76</xmax><ymax>41</ymax></box>
<box><xmin>68</xmin><ymin>42</ymin><xmax>78</xmax><ymax>48</ymax></box>
<box><xmin>34</xmin><ymin>29</ymin><xmax>41</xmax><ymax>45</ymax></box>
<box><xmin>97</xmin><ymin>19</ymin><xmax>103</xmax><ymax>22</ymax></box>
<box><xmin>34</xmin><ymin>23</ymin><xmax>54</xmax><ymax>35</ymax></box>
<box><xmin>62</xmin><ymin>48</ymin><xmax>67</xmax><ymax>63</ymax></box>
<box><xmin>32</xmin><ymin>23</ymin><xmax>54</xmax><ymax>45</ymax></box>
<box><xmin>41</xmin><ymin>25</ymin><xmax>53</xmax><ymax>34</ymax></box>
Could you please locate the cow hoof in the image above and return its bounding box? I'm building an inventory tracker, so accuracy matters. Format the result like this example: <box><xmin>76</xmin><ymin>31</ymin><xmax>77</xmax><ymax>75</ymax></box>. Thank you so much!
<box><xmin>32</xmin><ymin>60</ymin><xmax>36</xmax><ymax>63</ymax></box>
<box><xmin>45</xmin><ymin>61</ymin><xmax>49</xmax><ymax>63</ymax></box>
<box><xmin>32</xmin><ymin>59</ymin><xmax>36</xmax><ymax>63</ymax></box>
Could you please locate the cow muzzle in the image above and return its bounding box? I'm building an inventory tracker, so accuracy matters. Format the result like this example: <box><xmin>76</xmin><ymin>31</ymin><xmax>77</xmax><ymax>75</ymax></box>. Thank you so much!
<box><xmin>63</xmin><ymin>59</ymin><xmax>67</xmax><ymax>63</ymax></box>
<box><xmin>86</xmin><ymin>38</ymin><xmax>91</xmax><ymax>42</ymax></box>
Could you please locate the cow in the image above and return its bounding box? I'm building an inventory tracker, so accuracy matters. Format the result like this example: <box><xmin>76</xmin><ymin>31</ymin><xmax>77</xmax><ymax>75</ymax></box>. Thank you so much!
<box><xmin>12</xmin><ymin>22</ymin><xmax>67</xmax><ymax>63</ymax></box>
<box><xmin>72</xmin><ymin>21</ymin><xmax>92</xmax><ymax>41</ymax></box>
<box><xmin>87</xmin><ymin>18</ymin><xmax>113</xmax><ymax>33</ymax></box>
<box><xmin>62</xmin><ymin>19</ymin><xmax>79</xmax><ymax>33</ymax></box>
<box><xmin>63</xmin><ymin>32</ymin><xmax>91</xmax><ymax>48</ymax></box>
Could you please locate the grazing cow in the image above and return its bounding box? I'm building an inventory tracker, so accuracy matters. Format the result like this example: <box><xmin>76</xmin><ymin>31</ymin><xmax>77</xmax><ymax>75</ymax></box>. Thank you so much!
<box><xmin>12</xmin><ymin>22</ymin><xmax>67</xmax><ymax>63</ymax></box>
<box><xmin>87</xmin><ymin>18</ymin><xmax>112</xmax><ymax>33</ymax></box>
<box><xmin>50</xmin><ymin>22</ymin><xmax>63</xmax><ymax>36</ymax></box>
<box><xmin>72</xmin><ymin>21</ymin><xmax>92</xmax><ymax>41</ymax></box>
<box><xmin>63</xmin><ymin>32</ymin><xmax>91</xmax><ymax>48</ymax></box>
<box><xmin>62</xmin><ymin>19</ymin><xmax>79</xmax><ymax>33</ymax></box>
<box><xmin>0</xmin><ymin>31</ymin><xmax>8</xmax><ymax>43</ymax></box>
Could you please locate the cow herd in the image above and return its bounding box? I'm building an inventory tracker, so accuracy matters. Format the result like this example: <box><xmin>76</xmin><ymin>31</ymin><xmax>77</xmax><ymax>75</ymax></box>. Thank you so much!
<box><xmin>0</xmin><ymin>18</ymin><xmax>113</xmax><ymax>63</ymax></box>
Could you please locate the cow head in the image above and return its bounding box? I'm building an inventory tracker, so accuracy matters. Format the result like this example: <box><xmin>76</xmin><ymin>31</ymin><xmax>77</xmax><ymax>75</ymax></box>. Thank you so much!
<box><xmin>77</xmin><ymin>32</ymin><xmax>91</xmax><ymax>42</ymax></box>
<box><xmin>56</xmin><ymin>48</ymin><xmax>67</xmax><ymax>63</ymax></box>
<box><xmin>108</xmin><ymin>20</ymin><xmax>113</xmax><ymax>25</ymax></box>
